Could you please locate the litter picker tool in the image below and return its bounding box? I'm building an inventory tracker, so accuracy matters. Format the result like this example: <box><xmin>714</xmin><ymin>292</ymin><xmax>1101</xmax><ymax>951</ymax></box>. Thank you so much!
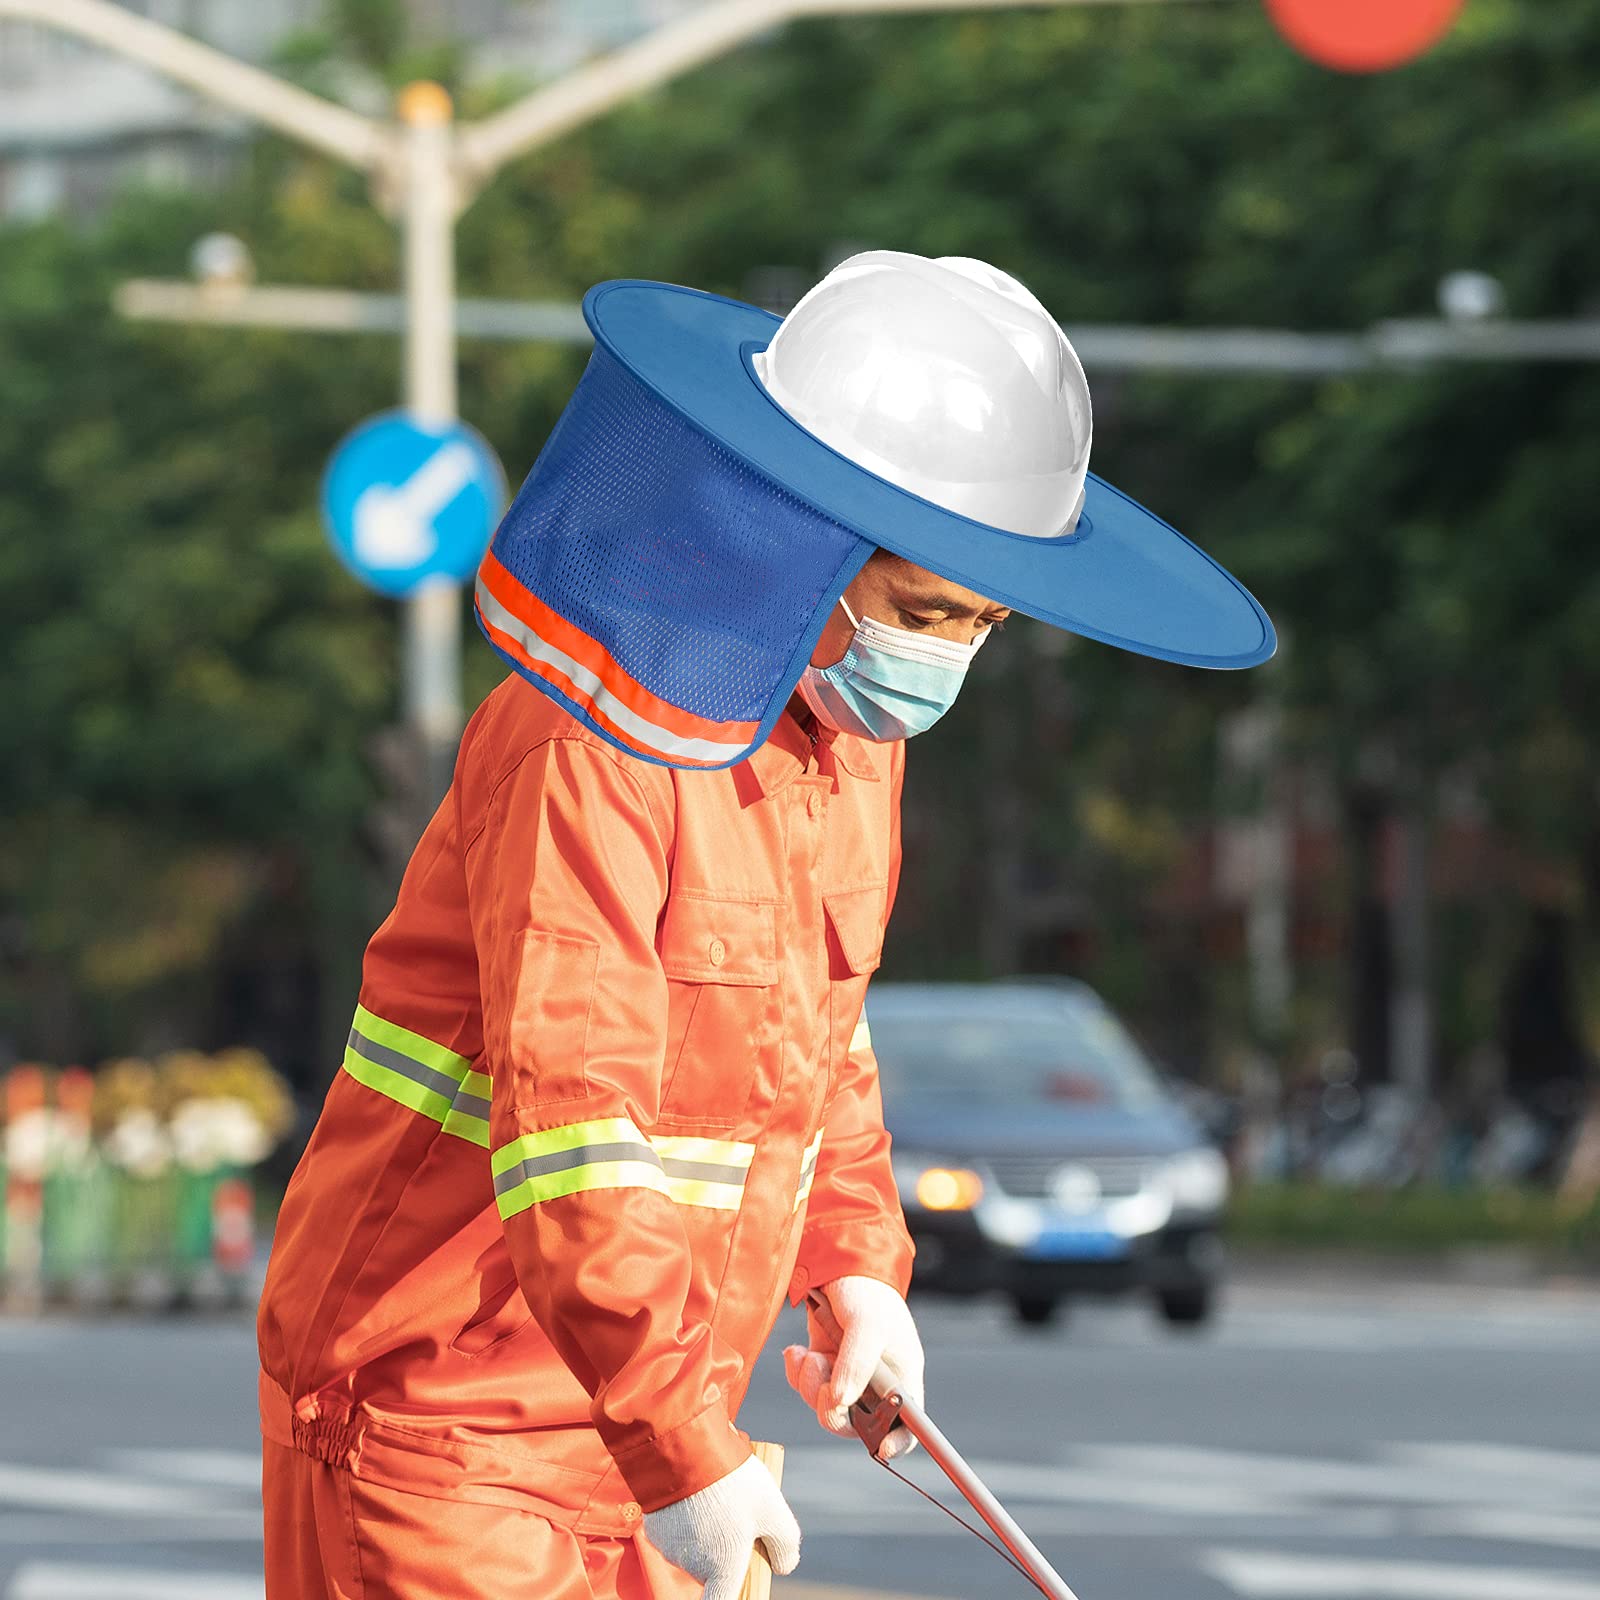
<box><xmin>807</xmin><ymin>1292</ymin><xmax>1082</xmax><ymax>1600</ymax></box>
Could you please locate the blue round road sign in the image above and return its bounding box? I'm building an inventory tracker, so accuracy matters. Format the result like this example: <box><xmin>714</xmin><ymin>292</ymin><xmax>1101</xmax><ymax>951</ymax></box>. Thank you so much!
<box><xmin>322</xmin><ymin>411</ymin><xmax>506</xmax><ymax>599</ymax></box>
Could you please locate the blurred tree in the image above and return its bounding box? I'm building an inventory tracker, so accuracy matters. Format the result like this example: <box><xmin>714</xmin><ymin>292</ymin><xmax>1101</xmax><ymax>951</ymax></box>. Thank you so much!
<box><xmin>2</xmin><ymin>0</ymin><xmax>1597</xmax><ymax>1107</ymax></box>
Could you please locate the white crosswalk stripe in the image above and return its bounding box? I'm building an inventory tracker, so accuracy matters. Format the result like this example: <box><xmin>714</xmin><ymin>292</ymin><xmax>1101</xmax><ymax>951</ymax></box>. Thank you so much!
<box><xmin>9</xmin><ymin>1564</ymin><xmax>263</xmax><ymax>1600</ymax></box>
<box><xmin>6</xmin><ymin>1435</ymin><xmax>1598</xmax><ymax>1598</ymax></box>
<box><xmin>928</xmin><ymin>1288</ymin><xmax>1600</xmax><ymax>1356</ymax></box>
<box><xmin>1413</xmin><ymin>1509</ymin><xmax>1600</xmax><ymax>1553</ymax></box>
<box><xmin>785</xmin><ymin>1438</ymin><xmax>1600</xmax><ymax>1531</ymax></box>
<box><xmin>97</xmin><ymin>1450</ymin><xmax>261</xmax><ymax>1491</ymax></box>
<box><xmin>0</xmin><ymin>1465</ymin><xmax>232</xmax><ymax>1519</ymax></box>
<box><xmin>1203</xmin><ymin>1549</ymin><xmax>1600</xmax><ymax>1600</ymax></box>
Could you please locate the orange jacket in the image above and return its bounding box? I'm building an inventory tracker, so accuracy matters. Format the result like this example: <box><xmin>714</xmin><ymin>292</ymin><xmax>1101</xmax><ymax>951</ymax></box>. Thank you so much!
<box><xmin>258</xmin><ymin>674</ymin><xmax>913</xmax><ymax>1534</ymax></box>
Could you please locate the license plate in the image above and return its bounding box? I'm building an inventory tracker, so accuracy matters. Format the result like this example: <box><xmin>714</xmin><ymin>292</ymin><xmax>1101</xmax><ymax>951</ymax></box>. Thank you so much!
<box><xmin>1025</xmin><ymin>1222</ymin><xmax>1129</xmax><ymax>1261</ymax></box>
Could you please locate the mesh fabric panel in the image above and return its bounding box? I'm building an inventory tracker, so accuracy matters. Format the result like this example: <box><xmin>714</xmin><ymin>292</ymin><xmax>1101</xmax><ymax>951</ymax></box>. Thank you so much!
<box><xmin>488</xmin><ymin>349</ymin><xmax>869</xmax><ymax>724</ymax></box>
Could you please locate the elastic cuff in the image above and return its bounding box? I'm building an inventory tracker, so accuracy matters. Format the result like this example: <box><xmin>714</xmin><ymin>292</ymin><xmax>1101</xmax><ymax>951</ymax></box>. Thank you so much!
<box><xmin>608</xmin><ymin>1398</ymin><xmax>751</xmax><ymax>1513</ymax></box>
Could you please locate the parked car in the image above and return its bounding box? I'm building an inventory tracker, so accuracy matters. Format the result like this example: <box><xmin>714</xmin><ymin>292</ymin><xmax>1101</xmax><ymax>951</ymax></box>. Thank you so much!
<box><xmin>867</xmin><ymin>980</ymin><xmax>1228</xmax><ymax>1328</ymax></box>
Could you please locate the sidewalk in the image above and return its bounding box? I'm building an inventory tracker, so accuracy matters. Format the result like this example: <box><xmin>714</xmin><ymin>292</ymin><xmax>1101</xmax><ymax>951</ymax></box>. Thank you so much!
<box><xmin>1228</xmin><ymin>1245</ymin><xmax>1600</xmax><ymax>1298</ymax></box>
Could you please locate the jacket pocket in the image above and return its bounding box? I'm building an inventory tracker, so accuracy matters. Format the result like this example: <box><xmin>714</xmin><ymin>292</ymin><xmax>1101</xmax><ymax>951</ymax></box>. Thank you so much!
<box><xmin>657</xmin><ymin>893</ymin><xmax>781</xmax><ymax>1127</ymax></box>
<box><xmin>449</xmin><ymin>1267</ymin><xmax>534</xmax><ymax>1357</ymax></box>
<box><xmin>658</xmin><ymin>891</ymin><xmax>779</xmax><ymax>986</ymax></box>
<box><xmin>823</xmin><ymin>884</ymin><xmax>887</xmax><ymax>978</ymax></box>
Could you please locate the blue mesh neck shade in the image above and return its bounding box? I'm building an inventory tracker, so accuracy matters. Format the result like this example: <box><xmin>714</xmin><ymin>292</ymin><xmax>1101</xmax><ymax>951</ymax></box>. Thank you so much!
<box><xmin>476</xmin><ymin>339</ymin><xmax>869</xmax><ymax>769</ymax></box>
<box><xmin>475</xmin><ymin>280</ymin><xmax>1275</xmax><ymax>771</ymax></box>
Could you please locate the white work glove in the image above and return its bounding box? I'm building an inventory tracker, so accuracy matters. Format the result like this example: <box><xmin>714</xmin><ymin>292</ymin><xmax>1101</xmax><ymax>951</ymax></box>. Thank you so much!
<box><xmin>783</xmin><ymin>1275</ymin><xmax>925</xmax><ymax>1460</ymax></box>
<box><xmin>642</xmin><ymin>1454</ymin><xmax>801</xmax><ymax>1600</ymax></box>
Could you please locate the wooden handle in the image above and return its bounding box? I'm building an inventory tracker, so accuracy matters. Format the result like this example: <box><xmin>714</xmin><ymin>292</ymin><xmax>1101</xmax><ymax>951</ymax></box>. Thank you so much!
<box><xmin>738</xmin><ymin>1441</ymin><xmax>785</xmax><ymax>1600</ymax></box>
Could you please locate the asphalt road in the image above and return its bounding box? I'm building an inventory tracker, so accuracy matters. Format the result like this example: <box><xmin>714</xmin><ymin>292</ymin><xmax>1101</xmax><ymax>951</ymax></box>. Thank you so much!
<box><xmin>3</xmin><ymin>1272</ymin><xmax>1598</xmax><ymax>1600</ymax></box>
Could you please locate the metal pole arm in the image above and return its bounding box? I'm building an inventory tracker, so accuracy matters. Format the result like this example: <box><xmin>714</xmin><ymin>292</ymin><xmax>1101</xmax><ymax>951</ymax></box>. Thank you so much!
<box><xmin>456</xmin><ymin>0</ymin><xmax>784</xmax><ymax>187</ymax></box>
<box><xmin>456</xmin><ymin>0</ymin><xmax>1221</xmax><ymax>188</ymax></box>
<box><xmin>0</xmin><ymin>0</ymin><xmax>389</xmax><ymax>170</ymax></box>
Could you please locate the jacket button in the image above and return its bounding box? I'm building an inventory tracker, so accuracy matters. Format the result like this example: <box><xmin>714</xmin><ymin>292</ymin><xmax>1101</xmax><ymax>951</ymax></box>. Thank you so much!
<box><xmin>708</xmin><ymin>937</ymin><xmax>727</xmax><ymax>967</ymax></box>
<box><xmin>806</xmin><ymin>791</ymin><xmax>822</xmax><ymax>818</ymax></box>
<box><xmin>623</xmin><ymin>1501</ymin><xmax>642</xmax><ymax>1522</ymax></box>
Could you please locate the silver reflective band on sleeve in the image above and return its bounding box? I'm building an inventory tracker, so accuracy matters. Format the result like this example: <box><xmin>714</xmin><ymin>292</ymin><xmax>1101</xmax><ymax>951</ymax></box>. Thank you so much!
<box><xmin>794</xmin><ymin>1128</ymin><xmax>824</xmax><ymax>1213</ymax></box>
<box><xmin>340</xmin><ymin>1004</ymin><xmax>489</xmax><ymax>1148</ymax></box>
<box><xmin>492</xmin><ymin>1119</ymin><xmax>757</xmax><ymax>1220</ymax></box>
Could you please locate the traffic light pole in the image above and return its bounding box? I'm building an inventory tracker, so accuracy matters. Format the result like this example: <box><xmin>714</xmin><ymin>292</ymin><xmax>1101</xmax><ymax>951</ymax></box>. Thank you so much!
<box><xmin>397</xmin><ymin>84</ymin><xmax>466</xmax><ymax>814</ymax></box>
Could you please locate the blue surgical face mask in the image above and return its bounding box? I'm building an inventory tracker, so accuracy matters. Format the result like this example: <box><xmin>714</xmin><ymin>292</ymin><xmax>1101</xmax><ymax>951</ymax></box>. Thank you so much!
<box><xmin>797</xmin><ymin>596</ymin><xmax>988</xmax><ymax>742</ymax></box>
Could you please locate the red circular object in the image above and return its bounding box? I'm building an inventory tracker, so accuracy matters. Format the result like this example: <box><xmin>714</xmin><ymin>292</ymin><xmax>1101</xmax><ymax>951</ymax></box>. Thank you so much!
<box><xmin>1264</xmin><ymin>0</ymin><xmax>1466</xmax><ymax>73</ymax></box>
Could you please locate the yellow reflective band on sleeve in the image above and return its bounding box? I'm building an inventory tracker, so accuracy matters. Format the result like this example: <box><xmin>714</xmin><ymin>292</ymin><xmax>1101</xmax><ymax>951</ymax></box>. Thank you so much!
<box><xmin>650</xmin><ymin>1135</ymin><xmax>755</xmax><ymax>1171</ymax></box>
<box><xmin>490</xmin><ymin>1118</ymin><xmax>642</xmax><ymax>1178</ymax></box>
<box><xmin>849</xmin><ymin>1015</ymin><xmax>872</xmax><ymax>1054</ymax></box>
<box><xmin>441</xmin><ymin>1069</ymin><xmax>492</xmax><ymax>1148</ymax></box>
<box><xmin>794</xmin><ymin>1127</ymin><xmax>825</xmax><ymax>1214</ymax></box>
<box><xmin>342</xmin><ymin>1006</ymin><xmax>487</xmax><ymax>1147</ymax></box>
<box><xmin>353</xmin><ymin>1003</ymin><xmax>474</xmax><ymax>1080</ymax></box>
<box><xmin>492</xmin><ymin>1120</ymin><xmax>755</xmax><ymax>1221</ymax></box>
<box><xmin>499</xmin><ymin>1156</ymin><xmax>674</xmax><ymax>1216</ymax></box>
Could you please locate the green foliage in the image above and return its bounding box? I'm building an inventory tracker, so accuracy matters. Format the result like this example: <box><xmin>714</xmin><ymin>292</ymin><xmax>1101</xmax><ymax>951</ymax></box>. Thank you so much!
<box><xmin>0</xmin><ymin>200</ymin><xmax>397</xmax><ymax>1063</ymax></box>
<box><xmin>1230</xmin><ymin>1182</ymin><xmax>1600</xmax><ymax>1260</ymax></box>
<box><xmin>275</xmin><ymin>0</ymin><xmax>470</xmax><ymax>98</ymax></box>
<box><xmin>3</xmin><ymin>0</ymin><xmax>1599</xmax><ymax>1082</ymax></box>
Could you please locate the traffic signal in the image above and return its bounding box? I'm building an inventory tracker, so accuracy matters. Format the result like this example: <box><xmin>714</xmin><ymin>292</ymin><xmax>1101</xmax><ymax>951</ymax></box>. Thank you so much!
<box><xmin>1264</xmin><ymin>0</ymin><xmax>1466</xmax><ymax>73</ymax></box>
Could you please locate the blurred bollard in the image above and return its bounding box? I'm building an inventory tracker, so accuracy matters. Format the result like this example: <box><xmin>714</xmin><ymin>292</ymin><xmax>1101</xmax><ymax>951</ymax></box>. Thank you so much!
<box><xmin>211</xmin><ymin>1174</ymin><xmax>257</xmax><ymax>1306</ymax></box>
<box><xmin>41</xmin><ymin>1067</ymin><xmax>114</xmax><ymax>1306</ymax></box>
<box><xmin>114</xmin><ymin>1170</ymin><xmax>178</xmax><ymax>1309</ymax></box>
<box><xmin>3</xmin><ymin>1066</ymin><xmax>49</xmax><ymax>1315</ymax></box>
<box><xmin>175</xmin><ymin>1167</ymin><xmax>220</xmax><ymax>1299</ymax></box>
<box><xmin>44</xmin><ymin>1160</ymin><xmax>116</xmax><ymax>1307</ymax></box>
<box><xmin>5</xmin><ymin>1050</ymin><xmax>289</xmax><ymax>1313</ymax></box>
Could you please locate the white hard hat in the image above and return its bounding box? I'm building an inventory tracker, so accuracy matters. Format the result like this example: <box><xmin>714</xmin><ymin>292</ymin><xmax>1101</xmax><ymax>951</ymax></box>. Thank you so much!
<box><xmin>753</xmin><ymin>250</ymin><xmax>1092</xmax><ymax>539</ymax></box>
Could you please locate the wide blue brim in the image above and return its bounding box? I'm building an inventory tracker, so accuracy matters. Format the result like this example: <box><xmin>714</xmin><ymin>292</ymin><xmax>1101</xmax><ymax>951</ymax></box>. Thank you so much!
<box><xmin>585</xmin><ymin>280</ymin><xmax>1276</xmax><ymax>670</ymax></box>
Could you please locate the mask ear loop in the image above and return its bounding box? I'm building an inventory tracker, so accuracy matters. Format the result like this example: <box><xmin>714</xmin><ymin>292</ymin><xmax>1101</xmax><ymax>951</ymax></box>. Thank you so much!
<box><xmin>842</xmin><ymin>593</ymin><xmax>989</xmax><ymax>659</ymax></box>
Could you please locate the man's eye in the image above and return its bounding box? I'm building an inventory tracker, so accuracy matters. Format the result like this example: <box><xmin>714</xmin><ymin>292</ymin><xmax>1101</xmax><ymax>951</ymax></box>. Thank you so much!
<box><xmin>897</xmin><ymin>612</ymin><xmax>938</xmax><ymax>630</ymax></box>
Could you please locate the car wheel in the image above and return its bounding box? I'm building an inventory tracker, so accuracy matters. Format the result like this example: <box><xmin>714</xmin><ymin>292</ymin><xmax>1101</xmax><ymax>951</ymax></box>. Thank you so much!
<box><xmin>1012</xmin><ymin>1294</ymin><xmax>1063</xmax><ymax>1328</ymax></box>
<box><xmin>1156</xmin><ymin>1283</ymin><xmax>1215</xmax><ymax>1328</ymax></box>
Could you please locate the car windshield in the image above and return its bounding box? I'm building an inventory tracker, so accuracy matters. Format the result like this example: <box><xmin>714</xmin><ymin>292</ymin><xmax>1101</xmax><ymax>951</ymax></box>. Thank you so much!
<box><xmin>868</xmin><ymin>994</ymin><xmax>1167</xmax><ymax>1111</ymax></box>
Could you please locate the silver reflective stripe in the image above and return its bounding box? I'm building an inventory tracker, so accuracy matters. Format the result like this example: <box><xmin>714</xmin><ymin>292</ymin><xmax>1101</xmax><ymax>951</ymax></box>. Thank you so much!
<box><xmin>347</xmin><ymin>1025</ymin><xmax>465</xmax><ymax>1103</ymax></box>
<box><xmin>476</xmin><ymin>577</ymin><xmax>751</xmax><ymax>764</ymax></box>
<box><xmin>449</xmin><ymin>1087</ymin><xmax>491</xmax><ymax>1121</ymax></box>
<box><xmin>493</xmin><ymin>1139</ymin><xmax>658</xmax><ymax>1196</ymax></box>
<box><xmin>490</xmin><ymin>1120</ymin><xmax>758</xmax><ymax>1218</ymax></box>
<box><xmin>491</xmin><ymin>1142</ymin><xmax>750</xmax><ymax>1196</ymax></box>
<box><xmin>794</xmin><ymin>1130</ymin><xmax>824</xmax><ymax>1212</ymax></box>
<box><xmin>659</xmin><ymin>1156</ymin><xmax>751</xmax><ymax>1185</ymax></box>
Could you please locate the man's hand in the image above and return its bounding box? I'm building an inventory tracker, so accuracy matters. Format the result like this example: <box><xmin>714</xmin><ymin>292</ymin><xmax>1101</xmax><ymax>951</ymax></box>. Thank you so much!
<box><xmin>783</xmin><ymin>1275</ymin><xmax>925</xmax><ymax>1460</ymax></box>
<box><xmin>642</xmin><ymin>1454</ymin><xmax>801</xmax><ymax>1600</ymax></box>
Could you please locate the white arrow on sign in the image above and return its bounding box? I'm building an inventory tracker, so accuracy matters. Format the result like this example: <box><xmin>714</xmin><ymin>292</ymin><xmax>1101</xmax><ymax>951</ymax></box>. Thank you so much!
<box><xmin>352</xmin><ymin>439</ymin><xmax>480</xmax><ymax>569</ymax></box>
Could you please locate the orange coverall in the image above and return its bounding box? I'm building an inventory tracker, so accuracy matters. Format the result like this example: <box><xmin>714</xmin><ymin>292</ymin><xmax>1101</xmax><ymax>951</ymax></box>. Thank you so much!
<box><xmin>258</xmin><ymin>672</ymin><xmax>914</xmax><ymax>1598</ymax></box>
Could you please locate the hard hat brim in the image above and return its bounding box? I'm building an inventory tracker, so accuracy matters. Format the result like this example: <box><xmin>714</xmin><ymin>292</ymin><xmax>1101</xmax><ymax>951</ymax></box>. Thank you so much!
<box><xmin>588</xmin><ymin>279</ymin><xmax>1276</xmax><ymax>671</ymax></box>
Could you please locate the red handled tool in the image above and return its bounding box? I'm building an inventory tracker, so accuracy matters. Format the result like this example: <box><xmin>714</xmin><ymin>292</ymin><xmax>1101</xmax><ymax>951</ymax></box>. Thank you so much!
<box><xmin>806</xmin><ymin>1292</ymin><xmax>1082</xmax><ymax>1600</ymax></box>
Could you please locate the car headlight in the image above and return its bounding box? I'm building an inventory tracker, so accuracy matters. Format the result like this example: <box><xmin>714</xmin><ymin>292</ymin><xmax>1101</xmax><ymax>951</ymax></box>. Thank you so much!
<box><xmin>1160</xmin><ymin>1147</ymin><xmax>1230</xmax><ymax>1213</ymax></box>
<box><xmin>893</xmin><ymin>1154</ymin><xmax>984</xmax><ymax>1210</ymax></box>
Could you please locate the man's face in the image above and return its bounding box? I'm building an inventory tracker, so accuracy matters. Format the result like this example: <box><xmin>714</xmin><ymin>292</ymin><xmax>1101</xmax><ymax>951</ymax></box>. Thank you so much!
<box><xmin>810</xmin><ymin>552</ymin><xmax>1012</xmax><ymax>667</ymax></box>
